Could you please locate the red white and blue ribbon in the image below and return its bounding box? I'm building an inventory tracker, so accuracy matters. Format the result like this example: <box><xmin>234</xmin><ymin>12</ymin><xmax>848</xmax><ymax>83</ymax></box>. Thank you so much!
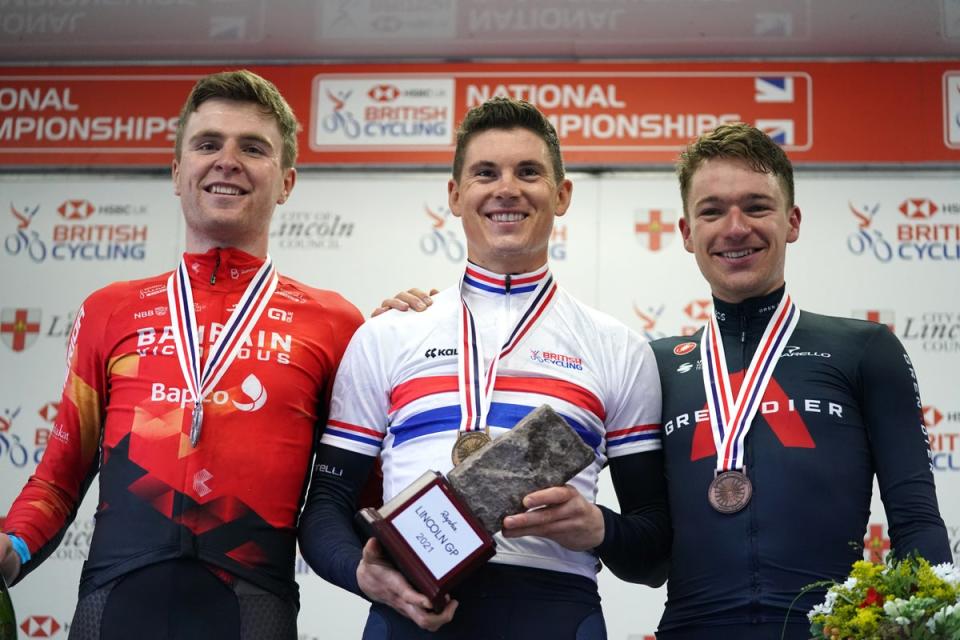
<box><xmin>457</xmin><ymin>264</ymin><xmax>557</xmax><ymax>434</ymax></box>
<box><xmin>166</xmin><ymin>254</ymin><xmax>278</xmax><ymax>447</ymax></box>
<box><xmin>700</xmin><ymin>292</ymin><xmax>799</xmax><ymax>473</ymax></box>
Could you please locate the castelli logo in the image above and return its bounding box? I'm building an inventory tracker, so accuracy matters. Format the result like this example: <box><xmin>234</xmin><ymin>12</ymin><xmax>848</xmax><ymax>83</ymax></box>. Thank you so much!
<box><xmin>57</xmin><ymin>199</ymin><xmax>94</xmax><ymax>220</ymax></box>
<box><xmin>673</xmin><ymin>342</ymin><xmax>697</xmax><ymax>356</ymax></box>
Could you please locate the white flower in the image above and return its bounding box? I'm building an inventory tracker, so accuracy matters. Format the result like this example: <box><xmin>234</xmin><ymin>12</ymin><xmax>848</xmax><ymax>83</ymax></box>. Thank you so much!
<box><xmin>808</xmin><ymin>586</ymin><xmax>842</xmax><ymax>621</ymax></box>
<box><xmin>926</xmin><ymin>602</ymin><xmax>959</xmax><ymax>633</ymax></box>
<box><xmin>931</xmin><ymin>562</ymin><xmax>960</xmax><ymax>586</ymax></box>
<box><xmin>842</xmin><ymin>576</ymin><xmax>858</xmax><ymax>590</ymax></box>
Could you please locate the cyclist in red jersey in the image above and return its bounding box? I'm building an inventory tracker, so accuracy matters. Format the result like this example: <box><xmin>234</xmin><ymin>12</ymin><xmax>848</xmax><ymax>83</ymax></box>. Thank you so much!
<box><xmin>0</xmin><ymin>70</ymin><xmax>363</xmax><ymax>639</ymax></box>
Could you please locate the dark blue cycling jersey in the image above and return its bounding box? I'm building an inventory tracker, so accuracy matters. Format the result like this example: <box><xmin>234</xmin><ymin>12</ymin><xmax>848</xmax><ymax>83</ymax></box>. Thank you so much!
<box><xmin>650</xmin><ymin>287</ymin><xmax>950</xmax><ymax>639</ymax></box>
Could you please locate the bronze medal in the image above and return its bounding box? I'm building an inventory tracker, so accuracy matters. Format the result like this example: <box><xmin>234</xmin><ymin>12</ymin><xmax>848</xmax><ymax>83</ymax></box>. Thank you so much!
<box><xmin>707</xmin><ymin>470</ymin><xmax>752</xmax><ymax>514</ymax></box>
<box><xmin>451</xmin><ymin>431</ymin><xmax>492</xmax><ymax>466</ymax></box>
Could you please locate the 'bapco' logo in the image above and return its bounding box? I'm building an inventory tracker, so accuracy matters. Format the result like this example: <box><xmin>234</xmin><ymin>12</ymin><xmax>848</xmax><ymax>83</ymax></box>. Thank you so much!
<box><xmin>150</xmin><ymin>374</ymin><xmax>268</xmax><ymax>413</ymax></box>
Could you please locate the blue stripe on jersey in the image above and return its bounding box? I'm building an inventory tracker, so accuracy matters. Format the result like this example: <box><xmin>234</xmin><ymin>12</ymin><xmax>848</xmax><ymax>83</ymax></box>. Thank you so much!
<box><xmin>327</xmin><ymin>429</ymin><xmax>383</xmax><ymax>448</ymax></box>
<box><xmin>488</xmin><ymin>402</ymin><xmax>601</xmax><ymax>450</ymax></box>
<box><xmin>390</xmin><ymin>405</ymin><xmax>461</xmax><ymax>446</ymax></box>
<box><xmin>390</xmin><ymin>402</ymin><xmax>600</xmax><ymax>450</ymax></box>
<box><xmin>609</xmin><ymin>431</ymin><xmax>660</xmax><ymax>447</ymax></box>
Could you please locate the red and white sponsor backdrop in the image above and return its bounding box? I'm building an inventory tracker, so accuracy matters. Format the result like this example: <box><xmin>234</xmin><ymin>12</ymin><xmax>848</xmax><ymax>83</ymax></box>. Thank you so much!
<box><xmin>1</xmin><ymin>61</ymin><xmax>959</xmax><ymax>168</ymax></box>
<box><xmin>0</xmin><ymin>61</ymin><xmax>958</xmax><ymax>638</ymax></box>
<box><xmin>1</xmin><ymin>170</ymin><xmax>957</xmax><ymax>639</ymax></box>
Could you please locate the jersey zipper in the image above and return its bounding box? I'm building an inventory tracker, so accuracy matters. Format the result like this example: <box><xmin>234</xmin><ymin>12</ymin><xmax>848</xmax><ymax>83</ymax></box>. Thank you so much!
<box><xmin>209</xmin><ymin>250</ymin><xmax>221</xmax><ymax>285</ymax></box>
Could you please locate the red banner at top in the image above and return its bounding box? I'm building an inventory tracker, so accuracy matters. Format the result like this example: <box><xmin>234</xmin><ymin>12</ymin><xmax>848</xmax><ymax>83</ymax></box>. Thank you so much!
<box><xmin>0</xmin><ymin>62</ymin><xmax>957</xmax><ymax>168</ymax></box>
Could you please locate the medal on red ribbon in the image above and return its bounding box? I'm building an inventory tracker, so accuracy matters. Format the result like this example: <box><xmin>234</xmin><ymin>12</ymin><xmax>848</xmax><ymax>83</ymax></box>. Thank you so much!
<box><xmin>166</xmin><ymin>254</ymin><xmax>278</xmax><ymax>447</ymax></box>
<box><xmin>700</xmin><ymin>292</ymin><xmax>799</xmax><ymax>513</ymax></box>
<box><xmin>453</xmin><ymin>264</ymin><xmax>558</xmax><ymax>465</ymax></box>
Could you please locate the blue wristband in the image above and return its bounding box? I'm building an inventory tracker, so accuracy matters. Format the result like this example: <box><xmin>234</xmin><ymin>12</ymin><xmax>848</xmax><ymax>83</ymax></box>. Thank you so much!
<box><xmin>6</xmin><ymin>534</ymin><xmax>30</xmax><ymax>566</ymax></box>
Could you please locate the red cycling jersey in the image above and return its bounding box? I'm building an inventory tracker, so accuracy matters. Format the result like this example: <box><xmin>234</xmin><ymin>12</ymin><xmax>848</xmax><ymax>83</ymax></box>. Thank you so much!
<box><xmin>3</xmin><ymin>248</ymin><xmax>363</xmax><ymax>604</ymax></box>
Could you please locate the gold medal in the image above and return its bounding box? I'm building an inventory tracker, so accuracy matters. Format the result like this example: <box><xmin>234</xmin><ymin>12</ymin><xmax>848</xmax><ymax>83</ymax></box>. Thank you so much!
<box><xmin>707</xmin><ymin>470</ymin><xmax>752</xmax><ymax>514</ymax></box>
<box><xmin>451</xmin><ymin>431</ymin><xmax>492</xmax><ymax>466</ymax></box>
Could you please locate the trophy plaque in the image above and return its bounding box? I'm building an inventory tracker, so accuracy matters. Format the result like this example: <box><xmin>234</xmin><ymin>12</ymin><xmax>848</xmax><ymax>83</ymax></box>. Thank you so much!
<box><xmin>356</xmin><ymin>471</ymin><xmax>495</xmax><ymax>612</ymax></box>
<box><xmin>356</xmin><ymin>404</ymin><xmax>595</xmax><ymax>610</ymax></box>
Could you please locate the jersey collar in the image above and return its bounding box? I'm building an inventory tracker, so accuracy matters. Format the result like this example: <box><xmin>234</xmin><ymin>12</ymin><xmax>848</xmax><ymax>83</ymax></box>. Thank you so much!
<box><xmin>712</xmin><ymin>284</ymin><xmax>788</xmax><ymax>336</ymax></box>
<box><xmin>462</xmin><ymin>262</ymin><xmax>551</xmax><ymax>296</ymax></box>
<box><xmin>182</xmin><ymin>247</ymin><xmax>267</xmax><ymax>290</ymax></box>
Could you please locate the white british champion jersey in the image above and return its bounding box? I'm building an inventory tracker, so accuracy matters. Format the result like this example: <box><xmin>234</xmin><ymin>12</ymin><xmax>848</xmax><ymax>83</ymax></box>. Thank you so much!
<box><xmin>322</xmin><ymin>263</ymin><xmax>662</xmax><ymax>580</ymax></box>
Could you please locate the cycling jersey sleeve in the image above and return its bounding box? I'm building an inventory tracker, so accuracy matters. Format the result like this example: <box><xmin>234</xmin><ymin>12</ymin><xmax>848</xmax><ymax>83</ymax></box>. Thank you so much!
<box><xmin>859</xmin><ymin>325</ymin><xmax>950</xmax><ymax>563</ymax></box>
<box><xmin>602</xmin><ymin>331</ymin><xmax>663</xmax><ymax>459</ymax></box>
<box><xmin>596</xmin><ymin>449</ymin><xmax>671</xmax><ymax>587</ymax></box>
<box><xmin>319</xmin><ymin>322</ymin><xmax>391</xmax><ymax>456</ymax></box>
<box><xmin>3</xmin><ymin>290</ymin><xmax>113</xmax><ymax>583</ymax></box>
<box><xmin>298</xmin><ymin>444</ymin><xmax>377</xmax><ymax>597</ymax></box>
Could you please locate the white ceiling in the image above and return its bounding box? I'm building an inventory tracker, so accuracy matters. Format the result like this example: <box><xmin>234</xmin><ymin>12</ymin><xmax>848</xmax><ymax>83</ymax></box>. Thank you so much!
<box><xmin>1</xmin><ymin>0</ymin><xmax>958</xmax><ymax>64</ymax></box>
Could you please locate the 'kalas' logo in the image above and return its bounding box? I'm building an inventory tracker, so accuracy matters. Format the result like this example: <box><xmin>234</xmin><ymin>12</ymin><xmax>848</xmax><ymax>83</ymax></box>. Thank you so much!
<box><xmin>57</xmin><ymin>199</ymin><xmax>94</xmax><ymax>220</ymax></box>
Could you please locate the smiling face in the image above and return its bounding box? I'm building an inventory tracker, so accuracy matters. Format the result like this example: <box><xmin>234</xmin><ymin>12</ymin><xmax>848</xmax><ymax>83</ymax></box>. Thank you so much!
<box><xmin>173</xmin><ymin>98</ymin><xmax>296</xmax><ymax>257</ymax></box>
<box><xmin>448</xmin><ymin>127</ymin><xmax>572</xmax><ymax>274</ymax></box>
<box><xmin>679</xmin><ymin>157</ymin><xmax>801</xmax><ymax>303</ymax></box>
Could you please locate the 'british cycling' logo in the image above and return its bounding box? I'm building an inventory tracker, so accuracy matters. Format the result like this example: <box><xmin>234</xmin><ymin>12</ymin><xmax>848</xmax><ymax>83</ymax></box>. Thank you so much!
<box><xmin>5</xmin><ymin>203</ymin><xmax>46</xmax><ymax>262</ymax></box>
<box><xmin>5</xmin><ymin>200</ymin><xmax>149</xmax><ymax>263</ymax></box>
<box><xmin>530</xmin><ymin>349</ymin><xmax>584</xmax><ymax>371</ymax></box>
<box><xmin>312</xmin><ymin>77</ymin><xmax>454</xmax><ymax>148</ymax></box>
<box><xmin>420</xmin><ymin>204</ymin><xmax>465</xmax><ymax>262</ymax></box>
<box><xmin>846</xmin><ymin>197</ymin><xmax>960</xmax><ymax>262</ymax></box>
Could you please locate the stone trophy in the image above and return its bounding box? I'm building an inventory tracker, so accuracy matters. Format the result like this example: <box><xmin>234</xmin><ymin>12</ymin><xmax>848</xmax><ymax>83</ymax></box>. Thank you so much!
<box><xmin>356</xmin><ymin>404</ymin><xmax>595</xmax><ymax>611</ymax></box>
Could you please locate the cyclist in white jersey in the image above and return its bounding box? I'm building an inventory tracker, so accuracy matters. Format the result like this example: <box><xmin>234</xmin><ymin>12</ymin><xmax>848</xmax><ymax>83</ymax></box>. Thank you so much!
<box><xmin>298</xmin><ymin>98</ymin><xmax>672</xmax><ymax>639</ymax></box>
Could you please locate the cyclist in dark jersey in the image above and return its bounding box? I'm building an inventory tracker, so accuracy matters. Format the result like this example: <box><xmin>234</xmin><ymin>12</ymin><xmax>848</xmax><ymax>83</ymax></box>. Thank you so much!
<box><xmin>0</xmin><ymin>71</ymin><xmax>363</xmax><ymax>639</ymax></box>
<box><xmin>648</xmin><ymin>123</ymin><xmax>950</xmax><ymax>639</ymax></box>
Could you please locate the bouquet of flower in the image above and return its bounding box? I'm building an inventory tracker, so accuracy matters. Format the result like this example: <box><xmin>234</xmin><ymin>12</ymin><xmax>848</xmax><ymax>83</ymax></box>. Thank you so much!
<box><xmin>807</xmin><ymin>555</ymin><xmax>960</xmax><ymax>639</ymax></box>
